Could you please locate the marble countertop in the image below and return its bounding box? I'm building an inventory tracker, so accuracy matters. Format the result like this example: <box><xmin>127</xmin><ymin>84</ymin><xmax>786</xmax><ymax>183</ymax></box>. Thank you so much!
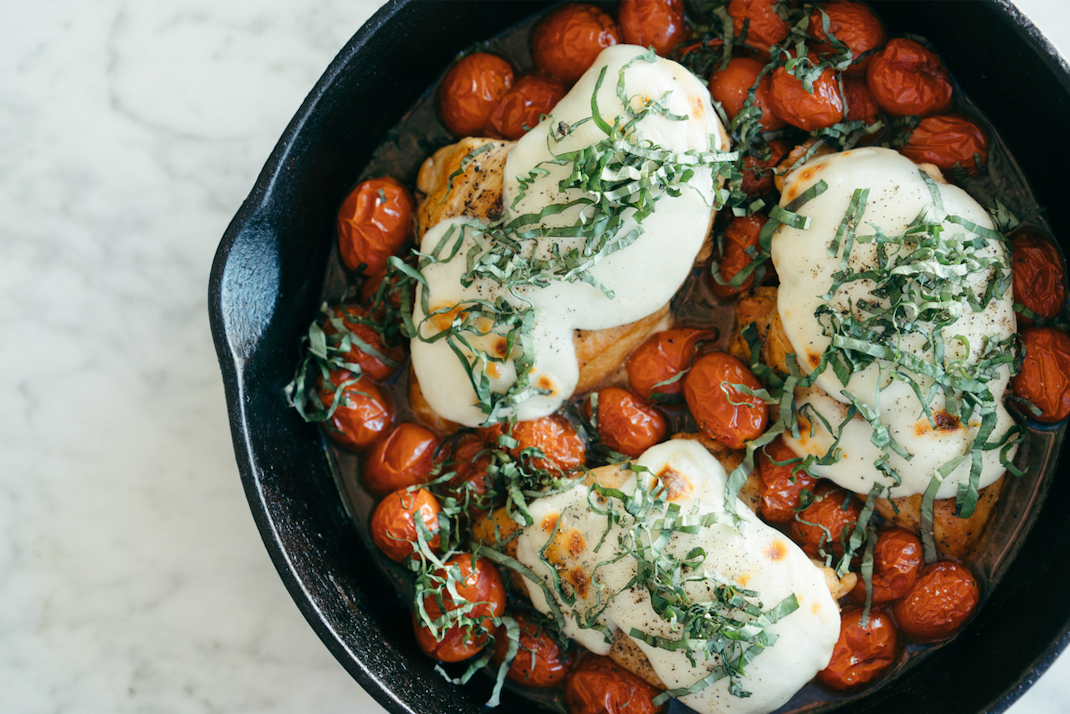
<box><xmin>2</xmin><ymin>1</ymin><xmax>1067</xmax><ymax>712</ymax></box>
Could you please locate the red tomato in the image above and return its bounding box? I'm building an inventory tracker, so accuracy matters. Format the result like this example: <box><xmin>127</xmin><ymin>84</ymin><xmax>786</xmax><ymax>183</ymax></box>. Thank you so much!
<box><xmin>439</xmin><ymin>433</ymin><xmax>495</xmax><ymax>513</ymax></box>
<box><xmin>627</xmin><ymin>328</ymin><xmax>715</xmax><ymax>400</ymax></box>
<box><xmin>849</xmin><ymin>528</ymin><xmax>923</xmax><ymax>604</ymax></box>
<box><xmin>1012</xmin><ymin>327</ymin><xmax>1070</xmax><ymax>423</ymax></box>
<box><xmin>727</xmin><ymin>0</ymin><xmax>790</xmax><ymax>57</ymax></box>
<box><xmin>740</xmin><ymin>138</ymin><xmax>791</xmax><ymax>195</ymax></box>
<box><xmin>708</xmin><ymin>57</ymin><xmax>786</xmax><ymax>132</ymax></box>
<box><xmin>564</xmin><ymin>655</ymin><xmax>666</xmax><ymax>714</ymax></box>
<box><xmin>808</xmin><ymin>1</ymin><xmax>888</xmax><ymax>75</ymax></box>
<box><xmin>619</xmin><ymin>0</ymin><xmax>688</xmax><ymax>57</ymax></box>
<box><xmin>757</xmin><ymin>436</ymin><xmax>816</xmax><ymax>523</ymax></box>
<box><xmin>768</xmin><ymin>62</ymin><xmax>845</xmax><ymax>131</ymax></box>
<box><xmin>712</xmin><ymin>213</ymin><xmax>768</xmax><ymax>299</ymax></box>
<box><xmin>370</xmin><ymin>488</ymin><xmax>442</xmax><ymax>563</ymax></box>
<box><xmin>899</xmin><ymin>115</ymin><xmax>988</xmax><ymax>176</ymax></box>
<box><xmin>586</xmin><ymin>387</ymin><xmax>668</xmax><ymax>458</ymax></box>
<box><xmin>363</xmin><ymin>422</ymin><xmax>441</xmax><ymax>498</ymax></box>
<box><xmin>438</xmin><ymin>52</ymin><xmax>515</xmax><ymax>137</ymax></box>
<box><xmin>683</xmin><ymin>352</ymin><xmax>768</xmax><ymax>449</ymax></box>
<box><xmin>789</xmin><ymin>482</ymin><xmax>862</xmax><ymax>558</ymax></box>
<box><xmin>414</xmin><ymin>554</ymin><xmax>507</xmax><ymax>662</ymax></box>
<box><xmin>531</xmin><ymin>4</ymin><xmax>620</xmax><ymax>85</ymax></box>
<box><xmin>893</xmin><ymin>561</ymin><xmax>980</xmax><ymax>643</ymax></box>
<box><xmin>492</xmin><ymin>614</ymin><xmax>571</xmax><ymax>688</ymax></box>
<box><xmin>866</xmin><ymin>38</ymin><xmax>952</xmax><ymax>118</ymax></box>
<box><xmin>319</xmin><ymin>370</ymin><xmax>393</xmax><ymax>451</ymax></box>
<box><xmin>1012</xmin><ymin>229</ymin><xmax>1067</xmax><ymax>323</ymax></box>
<box><xmin>320</xmin><ymin>305</ymin><xmax>406</xmax><ymax>382</ymax></box>
<box><xmin>485</xmin><ymin>74</ymin><xmax>566</xmax><ymax>141</ymax></box>
<box><xmin>337</xmin><ymin>177</ymin><xmax>415</xmax><ymax>277</ymax></box>
<box><xmin>817</xmin><ymin>607</ymin><xmax>899</xmax><ymax>690</ymax></box>
<box><xmin>843</xmin><ymin>75</ymin><xmax>881</xmax><ymax>124</ymax></box>
<box><xmin>484</xmin><ymin>415</ymin><xmax>587</xmax><ymax>472</ymax></box>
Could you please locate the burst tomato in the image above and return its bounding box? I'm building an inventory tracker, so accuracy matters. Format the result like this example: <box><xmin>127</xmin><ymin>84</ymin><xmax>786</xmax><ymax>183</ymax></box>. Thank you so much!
<box><xmin>414</xmin><ymin>554</ymin><xmax>507</xmax><ymax>662</ymax></box>
<box><xmin>564</xmin><ymin>655</ymin><xmax>666</xmax><ymax>714</ymax></box>
<box><xmin>768</xmin><ymin>62</ymin><xmax>845</xmax><ymax>131</ymax></box>
<box><xmin>337</xmin><ymin>177</ymin><xmax>415</xmax><ymax>277</ymax></box>
<box><xmin>493</xmin><ymin>614</ymin><xmax>571</xmax><ymax>688</ymax></box>
<box><xmin>817</xmin><ymin>607</ymin><xmax>899</xmax><ymax>690</ymax></box>
<box><xmin>586</xmin><ymin>387</ymin><xmax>667</xmax><ymax>458</ymax></box>
<box><xmin>619</xmin><ymin>0</ymin><xmax>688</xmax><ymax>57</ymax></box>
<box><xmin>808</xmin><ymin>0</ymin><xmax>888</xmax><ymax>75</ymax></box>
<box><xmin>727</xmin><ymin>0</ymin><xmax>790</xmax><ymax>57</ymax></box>
<box><xmin>627</xmin><ymin>328</ymin><xmax>715</xmax><ymax>401</ymax></box>
<box><xmin>849</xmin><ymin>528</ymin><xmax>923</xmax><ymax>603</ymax></box>
<box><xmin>741</xmin><ymin>138</ymin><xmax>791</xmax><ymax>195</ymax></box>
<box><xmin>483</xmin><ymin>415</ymin><xmax>587</xmax><ymax>472</ymax></box>
<box><xmin>789</xmin><ymin>482</ymin><xmax>862</xmax><ymax>558</ymax></box>
<box><xmin>893</xmin><ymin>561</ymin><xmax>980</xmax><ymax>642</ymax></box>
<box><xmin>843</xmin><ymin>74</ymin><xmax>881</xmax><ymax>125</ymax></box>
<box><xmin>683</xmin><ymin>352</ymin><xmax>768</xmax><ymax>449</ymax></box>
<box><xmin>757</xmin><ymin>436</ymin><xmax>816</xmax><ymax>523</ymax></box>
<box><xmin>712</xmin><ymin>213</ymin><xmax>768</xmax><ymax>299</ymax></box>
<box><xmin>319</xmin><ymin>370</ymin><xmax>393</xmax><ymax>451</ymax></box>
<box><xmin>866</xmin><ymin>38</ymin><xmax>952</xmax><ymax>117</ymax></box>
<box><xmin>485</xmin><ymin>74</ymin><xmax>566</xmax><ymax>140</ymax></box>
<box><xmin>899</xmin><ymin>115</ymin><xmax>988</xmax><ymax>176</ymax></box>
<box><xmin>320</xmin><ymin>305</ymin><xmax>406</xmax><ymax>382</ymax></box>
<box><xmin>1012</xmin><ymin>327</ymin><xmax>1070</xmax><ymax>423</ymax></box>
<box><xmin>438</xmin><ymin>52</ymin><xmax>515</xmax><ymax>137</ymax></box>
<box><xmin>531</xmin><ymin>4</ymin><xmax>620</xmax><ymax>85</ymax></box>
<box><xmin>1011</xmin><ymin>228</ymin><xmax>1067</xmax><ymax>323</ymax></box>
<box><xmin>708</xmin><ymin>56</ymin><xmax>786</xmax><ymax>132</ymax></box>
<box><xmin>370</xmin><ymin>488</ymin><xmax>442</xmax><ymax>563</ymax></box>
<box><xmin>363</xmin><ymin>422</ymin><xmax>441</xmax><ymax>498</ymax></box>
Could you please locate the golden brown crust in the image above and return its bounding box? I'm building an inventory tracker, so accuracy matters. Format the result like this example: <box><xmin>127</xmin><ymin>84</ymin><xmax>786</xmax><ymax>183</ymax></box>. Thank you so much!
<box><xmin>408</xmin><ymin>369</ymin><xmax>461</xmax><ymax>436</ymax></box>
<box><xmin>416</xmin><ymin>138</ymin><xmax>512</xmax><ymax>239</ymax></box>
<box><xmin>729</xmin><ymin>286</ymin><xmax>793</xmax><ymax>375</ymax></box>
<box><xmin>573</xmin><ymin>305</ymin><xmax>672</xmax><ymax>394</ymax></box>
<box><xmin>610</xmin><ymin>631</ymin><xmax>666</xmax><ymax>689</ymax></box>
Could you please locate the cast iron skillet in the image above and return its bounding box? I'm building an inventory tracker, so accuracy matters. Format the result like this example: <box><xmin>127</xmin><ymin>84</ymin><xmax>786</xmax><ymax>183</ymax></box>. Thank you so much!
<box><xmin>209</xmin><ymin>2</ymin><xmax>1070</xmax><ymax>712</ymax></box>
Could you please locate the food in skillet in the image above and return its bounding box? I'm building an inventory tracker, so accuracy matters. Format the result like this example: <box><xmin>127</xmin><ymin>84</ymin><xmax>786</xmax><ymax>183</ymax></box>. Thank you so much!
<box><xmin>284</xmin><ymin>1</ymin><xmax>1069</xmax><ymax>712</ymax></box>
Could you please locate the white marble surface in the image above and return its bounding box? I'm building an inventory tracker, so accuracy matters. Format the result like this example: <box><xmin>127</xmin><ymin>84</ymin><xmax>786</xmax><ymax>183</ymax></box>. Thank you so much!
<box><xmin>1</xmin><ymin>1</ymin><xmax>1067</xmax><ymax>713</ymax></box>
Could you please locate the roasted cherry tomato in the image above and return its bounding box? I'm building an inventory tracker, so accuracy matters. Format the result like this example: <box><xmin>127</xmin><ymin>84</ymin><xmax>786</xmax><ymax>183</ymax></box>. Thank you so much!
<box><xmin>899</xmin><ymin>115</ymin><xmax>988</xmax><ymax>176</ymax></box>
<box><xmin>817</xmin><ymin>607</ymin><xmax>899</xmax><ymax>690</ymax></box>
<box><xmin>627</xmin><ymin>328</ymin><xmax>715</xmax><ymax>401</ymax></box>
<box><xmin>1011</xmin><ymin>228</ymin><xmax>1067</xmax><ymax>323</ymax></box>
<box><xmin>414</xmin><ymin>554</ymin><xmax>507</xmax><ymax>662</ymax></box>
<box><xmin>438</xmin><ymin>52</ymin><xmax>515</xmax><ymax>137</ymax></box>
<box><xmin>849</xmin><ymin>528</ymin><xmax>923</xmax><ymax>604</ymax></box>
<box><xmin>727</xmin><ymin>0</ymin><xmax>790</xmax><ymax>57</ymax></box>
<box><xmin>564</xmin><ymin>655</ymin><xmax>666</xmax><ymax>714</ymax></box>
<box><xmin>485</xmin><ymin>74</ymin><xmax>566</xmax><ymax>141</ymax></box>
<box><xmin>337</xmin><ymin>177</ymin><xmax>415</xmax><ymax>277</ymax></box>
<box><xmin>492</xmin><ymin>614</ymin><xmax>571</xmax><ymax>688</ymax></box>
<box><xmin>319</xmin><ymin>370</ymin><xmax>393</xmax><ymax>451</ymax></box>
<box><xmin>370</xmin><ymin>487</ymin><xmax>442</xmax><ymax>563</ymax></box>
<box><xmin>843</xmin><ymin>75</ymin><xmax>881</xmax><ymax>125</ymax></box>
<box><xmin>586</xmin><ymin>387</ymin><xmax>667</xmax><ymax>458</ymax></box>
<box><xmin>808</xmin><ymin>0</ymin><xmax>887</xmax><ymax>75</ymax></box>
<box><xmin>708</xmin><ymin>56</ymin><xmax>786</xmax><ymax>132</ymax></box>
<box><xmin>531</xmin><ymin>4</ymin><xmax>620</xmax><ymax>85</ymax></box>
<box><xmin>866</xmin><ymin>38</ymin><xmax>952</xmax><ymax>118</ymax></box>
<box><xmin>321</xmin><ymin>305</ymin><xmax>406</xmax><ymax>382</ymax></box>
<box><xmin>1012</xmin><ymin>327</ymin><xmax>1070</xmax><ymax>423</ymax></box>
<box><xmin>683</xmin><ymin>352</ymin><xmax>768</xmax><ymax>450</ymax></box>
<box><xmin>440</xmin><ymin>432</ymin><xmax>495</xmax><ymax>513</ymax></box>
<box><xmin>768</xmin><ymin>62</ymin><xmax>844</xmax><ymax>131</ymax></box>
<box><xmin>712</xmin><ymin>213</ymin><xmax>768</xmax><ymax>299</ymax></box>
<box><xmin>619</xmin><ymin>0</ymin><xmax>687</xmax><ymax>57</ymax></box>
<box><xmin>757</xmin><ymin>436</ymin><xmax>816</xmax><ymax>524</ymax></box>
<box><xmin>789</xmin><ymin>482</ymin><xmax>862</xmax><ymax>558</ymax></box>
<box><xmin>893</xmin><ymin>561</ymin><xmax>980</xmax><ymax>643</ymax></box>
<box><xmin>363</xmin><ymin>422</ymin><xmax>441</xmax><ymax>498</ymax></box>
<box><xmin>484</xmin><ymin>415</ymin><xmax>587</xmax><ymax>472</ymax></box>
<box><xmin>740</xmin><ymin>138</ymin><xmax>791</xmax><ymax>195</ymax></box>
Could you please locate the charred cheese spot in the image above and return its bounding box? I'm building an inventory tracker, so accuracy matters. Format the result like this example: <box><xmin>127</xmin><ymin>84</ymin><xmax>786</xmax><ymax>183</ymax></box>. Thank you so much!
<box><xmin>494</xmin><ymin>338</ymin><xmax>510</xmax><ymax>358</ymax></box>
<box><xmin>654</xmin><ymin>466</ymin><xmax>694</xmax><ymax>501</ymax></box>
<box><xmin>568</xmin><ymin>567</ymin><xmax>589</xmax><ymax>598</ymax></box>
<box><xmin>542</xmin><ymin>514</ymin><xmax>559</xmax><ymax>532</ymax></box>
<box><xmin>537</xmin><ymin>374</ymin><xmax>557</xmax><ymax>395</ymax></box>
<box><xmin>807</xmin><ymin>351</ymin><xmax>822</xmax><ymax>368</ymax></box>
<box><xmin>429</xmin><ymin>304</ymin><xmax>466</xmax><ymax>331</ymax></box>
<box><xmin>915</xmin><ymin>410</ymin><xmax>964</xmax><ymax>437</ymax></box>
<box><xmin>767</xmin><ymin>540</ymin><xmax>787</xmax><ymax>561</ymax></box>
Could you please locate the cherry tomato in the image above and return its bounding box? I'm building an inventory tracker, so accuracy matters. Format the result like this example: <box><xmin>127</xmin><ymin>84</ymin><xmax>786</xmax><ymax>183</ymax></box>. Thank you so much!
<box><xmin>893</xmin><ymin>561</ymin><xmax>980</xmax><ymax>643</ymax></box>
<box><xmin>321</xmin><ymin>305</ymin><xmax>405</xmax><ymax>382</ymax></box>
<box><xmin>531</xmin><ymin>4</ymin><xmax>620</xmax><ymax>85</ymax></box>
<box><xmin>740</xmin><ymin>138</ymin><xmax>791</xmax><ymax>196</ymax></box>
<box><xmin>319</xmin><ymin>370</ymin><xmax>393</xmax><ymax>451</ymax></box>
<box><xmin>485</xmin><ymin>74</ymin><xmax>566</xmax><ymax>141</ymax></box>
<box><xmin>727</xmin><ymin>0</ymin><xmax>790</xmax><ymax>57</ymax></box>
<box><xmin>440</xmin><ymin>432</ymin><xmax>495</xmax><ymax>513</ymax></box>
<box><xmin>370</xmin><ymin>488</ymin><xmax>442</xmax><ymax>563</ymax></box>
<box><xmin>768</xmin><ymin>62</ymin><xmax>844</xmax><ymax>132</ymax></box>
<box><xmin>817</xmin><ymin>607</ymin><xmax>899</xmax><ymax>690</ymax></box>
<box><xmin>683</xmin><ymin>352</ymin><xmax>768</xmax><ymax>449</ymax></box>
<box><xmin>708</xmin><ymin>57</ymin><xmax>786</xmax><ymax>132</ymax></box>
<box><xmin>808</xmin><ymin>1</ymin><xmax>888</xmax><ymax>75</ymax></box>
<box><xmin>337</xmin><ymin>177</ymin><xmax>415</xmax><ymax>277</ymax></box>
<box><xmin>789</xmin><ymin>482</ymin><xmax>862</xmax><ymax>558</ymax></box>
<box><xmin>757</xmin><ymin>436</ymin><xmax>817</xmax><ymax>524</ymax></box>
<box><xmin>564</xmin><ymin>655</ymin><xmax>666</xmax><ymax>714</ymax></box>
<box><xmin>1011</xmin><ymin>229</ymin><xmax>1067</xmax><ymax>323</ymax></box>
<box><xmin>627</xmin><ymin>328</ymin><xmax>715</xmax><ymax>400</ymax></box>
<box><xmin>414</xmin><ymin>554</ymin><xmax>507</xmax><ymax>662</ymax></box>
<box><xmin>866</xmin><ymin>38</ymin><xmax>952</xmax><ymax>118</ymax></box>
<box><xmin>510</xmin><ymin>415</ymin><xmax>587</xmax><ymax>471</ymax></box>
<box><xmin>492</xmin><ymin>614</ymin><xmax>571</xmax><ymax>688</ymax></box>
<box><xmin>849</xmin><ymin>528</ymin><xmax>923</xmax><ymax>604</ymax></box>
<box><xmin>899</xmin><ymin>115</ymin><xmax>988</xmax><ymax>176</ymax></box>
<box><xmin>619</xmin><ymin>0</ymin><xmax>687</xmax><ymax>57</ymax></box>
<box><xmin>843</xmin><ymin>74</ymin><xmax>881</xmax><ymax>125</ymax></box>
<box><xmin>1012</xmin><ymin>327</ymin><xmax>1070</xmax><ymax>423</ymax></box>
<box><xmin>586</xmin><ymin>387</ymin><xmax>667</xmax><ymax>458</ymax></box>
<box><xmin>712</xmin><ymin>213</ymin><xmax>768</xmax><ymax>299</ymax></box>
<box><xmin>363</xmin><ymin>422</ymin><xmax>441</xmax><ymax>498</ymax></box>
<box><xmin>438</xmin><ymin>52</ymin><xmax>515</xmax><ymax>137</ymax></box>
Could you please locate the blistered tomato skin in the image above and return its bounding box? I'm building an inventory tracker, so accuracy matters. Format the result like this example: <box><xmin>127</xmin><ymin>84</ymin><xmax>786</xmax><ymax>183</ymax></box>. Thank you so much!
<box><xmin>893</xmin><ymin>561</ymin><xmax>980</xmax><ymax>643</ymax></box>
<box><xmin>768</xmin><ymin>63</ymin><xmax>845</xmax><ymax>131</ymax></box>
<box><xmin>817</xmin><ymin>607</ymin><xmax>899</xmax><ymax>690</ymax></box>
<box><xmin>321</xmin><ymin>305</ymin><xmax>407</xmax><ymax>382</ymax></box>
<box><xmin>501</xmin><ymin>415</ymin><xmax>587</xmax><ymax>471</ymax></box>
<box><xmin>866</xmin><ymin>38</ymin><xmax>953</xmax><ymax>118</ymax></box>
<box><xmin>683</xmin><ymin>352</ymin><xmax>768</xmax><ymax>450</ymax></box>
<box><xmin>619</xmin><ymin>0</ymin><xmax>687</xmax><ymax>57</ymax></box>
<box><xmin>438</xmin><ymin>52</ymin><xmax>515</xmax><ymax>137</ymax></box>
<box><xmin>627</xmin><ymin>328</ymin><xmax>715</xmax><ymax>400</ymax></box>
<box><xmin>440</xmin><ymin>433</ymin><xmax>495</xmax><ymax>514</ymax></box>
<box><xmin>370</xmin><ymin>488</ymin><xmax>442</xmax><ymax>563</ymax></box>
<box><xmin>849</xmin><ymin>528</ymin><xmax>923</xmax><ymax>603</ymax></box>
<box><xmin>789</xmin><ymin>482</ymin><xmax>862</xmax><ymax>558</ymax></box>
<box><xmin>1012</xmin><ymin>327</ymin><xmax>1070</xmax><ymax>423</ymax></box>
<box><xmin>363</xmin><ymin>422</ymin><xmax>441</xmax><ymax>498</ymax></box>
<box><xmin>485</xmin><ymin>74</ymin><xmax>566</xmax><ymax>141</ymax></box>
<box><xmin>757</xmin><ymin>436</ymin><xmax>817</xmax><ymax>523</ymax></box>
<box><xmin>712</xmin><ymin>213</ymin><xmax>768</xmax><ymax>299</ymax></box>
<box><xmin>564</xmin><ymin>655</ymin><xmax>667</xmax><ymax>714</ymax></box>
<box><xmin>741</xmin><ymin>138</ymin><xmax>791</xmax><ymax>196</ymax></box>
<box><xmin>708</xmin><ymin>57</ymin><xmax>786</xmax><ymax>132</ymax></box>
<box><xmin>843</xmin><ymin>75</ymin><xmax>881</xmax><ymax>125</ymax></box>
<box><xmin>808</xmin><ymin>0</ymin><xmax>888</xmax><ymax>75</ymax></box>
<box><xmin>319</xmin><ymin>371</ymin><xmax>393</xmax><ymax>451</ymax></box>
<box><xmin>531</xmin><ymin>4</ymin><xmax>620</xmax><ymax>85</ymax></box>
<box><xmin>899</xmin><ymin>115</ymin><xmax>988</xmax><ymax>176</ymax></box>
<box><xmin>587</xmin><ymin>387</ymin><xmax>667</xmax><ymax>458</ymax></box>
<box><xmin>492</xmin><ymin>615</ymin><xmax>571</xmax><ymax>687</ymax></box>
<box><xmin>1012</xmin><ymin>229</ymin><xmax>1067</xmax><ymax>322</ymax></box>
<box><xmin>337</xmin><ymin>177</ymin><xmax>415</xmax><ymax>277</ymax></box>
<box><xmin>414</xmin><ymin>554</ymin><xmax>507</xmax><ymax>662</ymax></box>
<box><xmin>727</xmin><ymin>0</ymin><xmax>790</xmax><ymax>57</ymax></box>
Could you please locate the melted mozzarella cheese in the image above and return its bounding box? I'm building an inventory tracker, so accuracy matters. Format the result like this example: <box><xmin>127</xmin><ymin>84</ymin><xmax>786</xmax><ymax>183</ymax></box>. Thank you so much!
<box><xmin>514</xmin><ymin>440</ymin><xmax>839</xmax><ymax>714</ymax></box>
<box><xmin>411</xmin><ymin>45</ymin><xmax>723</xmax><ymax>427</ymax></box>
<box><xmin>771</xmin><ymin>147</ymin><xmax>1017</xmax><ymax>498</ymax></box>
